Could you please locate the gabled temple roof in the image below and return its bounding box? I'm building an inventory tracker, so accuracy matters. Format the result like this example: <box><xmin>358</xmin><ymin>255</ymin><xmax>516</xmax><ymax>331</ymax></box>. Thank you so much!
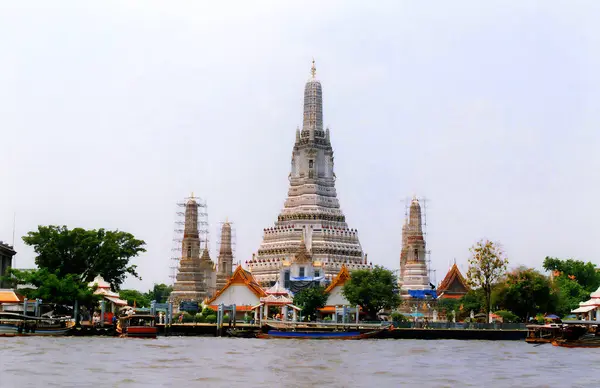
<box><xmin>325</xmin><ymin>265</ymin><xmax>350</xmax><ymax>293</ymax></box>
<box><xmin>206</xmin><ymin>265</ymin><xmax>266</xmax><ymax>305</ymax></box>
<box><xmin>437</xmin><ymin>263</ymin><xmax>469</xmax><ymax>294</ymax></box>
<box><xmin>88</xmin><ymin>275</ymin><xmax>110</xmax><ymax>290</ymax></box>
<box><xmin>0</xmin><ymin>289</ymin><xmax>24</xmax><ymax>304</ymax></box>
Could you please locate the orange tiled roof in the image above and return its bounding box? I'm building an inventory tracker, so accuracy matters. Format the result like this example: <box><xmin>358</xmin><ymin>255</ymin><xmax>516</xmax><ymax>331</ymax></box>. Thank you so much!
<box><xmin>437</xmin><ymin>263</ymin><xmax>469</xmax><ymax>294</ymax></box>
<box><xmin>206</xmin><ymin>265</ymin><xmax>266</xmax><ymax>304</ymax></box>
<box><xmin>438</xmin><ymin>294</ymin><xmax>463</xmax><ymax>299</ymax></box>
<box><xmin>318</xmin><ymin>305</ymin><xmax>363</xmax><ymax>314</ymax></box>
<box><xmin>0</xmin><ymin>290</ymin><xmax>24</xmax><ymax>304</ymax></box>
<box><xmin>325</xmin><ymin>264</ymin><xmax>350</xmax><ymax>293</ymax></box>
<box><xmin>207</xmin><ymin>305</ymin><xmax>255</xmax><ymax>312</ymax></box>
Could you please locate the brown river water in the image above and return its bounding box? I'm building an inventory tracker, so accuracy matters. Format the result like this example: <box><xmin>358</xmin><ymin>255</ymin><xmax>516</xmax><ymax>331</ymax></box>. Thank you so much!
<box><xmin>0</xmin><ymin>337</ymin><xmax>598</xmax><ymax>387</ymax></box>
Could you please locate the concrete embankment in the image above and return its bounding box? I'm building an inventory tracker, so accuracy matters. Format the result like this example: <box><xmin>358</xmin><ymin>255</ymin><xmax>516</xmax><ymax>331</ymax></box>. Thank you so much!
<box><xmin>382</xmin><ymin>328</ymin><xmax>526</xmax><ymax>341</ymax></box>
<box><xmin>69</xmin><ymin>323</ymin><xmax>526</xmax><ymax>340</ymax></box>
<box><xmin>158</xmin><ymin>324</ymin><xmax>526</xmax><ymax>340</ymax></box>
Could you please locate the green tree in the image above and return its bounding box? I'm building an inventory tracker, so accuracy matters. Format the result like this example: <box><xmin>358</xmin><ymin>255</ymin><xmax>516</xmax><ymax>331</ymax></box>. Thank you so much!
<box><xmin>342</xmin><ymin>266</ymin><xmax>400</xmax><ymax>320</ymax></box>
<box><xmin>293</xmin><ymin>286</ymin><xmax>328</xmax><ymax>321</ymax></box>
<box><xmin>23</xmin><ymin>225</ymin><xmax>146</xmax><ymax>289</ymax></box>
<box><xmin>145</xmin><ymin>283</ymin><xmax>173</xmax><ymax>304</ymax></box>
<box><xmin>119</xmin><ymin>289</ymin><xmax>151</xmax><ymax>307</ymax></box>
<box><xmin>3</xmin><ymin>268</ymin><xmax>98</xmax><ymax>306</ymax></box>
<box><xmin>437</xmin><ymin>298</ymin><xmax>461</xmax><ymax>315</ymax></box>
<box><xmin>553</xmin><ymin>276</ymin><xmax>590</xmax><ymax>316</ymax></box>
<box><xmin>466</xmin><ymin>240</ymin><xmax>508</xmax><ymax>322</ymax></box>
<box><xmin>543</xmin><ymin>257</ymin><xmax>600</xmax><ymax>293</ymax></box>
<box><xmin>455</xmin><ymin>289</ymin><xmax>485</xmax><ymax>320</ymax></box>
<box><xmin>494</xmin><ymin>267</ymin><xmax>556</xmax><ymax>320</ymax></box>
<box><xmin>494</xmin><ymin>310</ymin><xmax>519</xmax><ymax>323</ymax></box>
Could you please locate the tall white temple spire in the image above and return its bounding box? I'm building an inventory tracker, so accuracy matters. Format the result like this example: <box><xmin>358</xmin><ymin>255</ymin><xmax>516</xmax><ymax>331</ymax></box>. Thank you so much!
<box><xmin>248</xmin><ymin>61</ymin><xmax>368</xmax><ymax>286</ymax></box>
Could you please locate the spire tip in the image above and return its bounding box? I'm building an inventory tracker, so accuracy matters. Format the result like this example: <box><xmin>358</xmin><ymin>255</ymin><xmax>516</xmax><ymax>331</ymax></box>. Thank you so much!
<box><xmin>311</xmin><ymin>58</ymin><xmax>316</xmax><ymax>78</ymax></box>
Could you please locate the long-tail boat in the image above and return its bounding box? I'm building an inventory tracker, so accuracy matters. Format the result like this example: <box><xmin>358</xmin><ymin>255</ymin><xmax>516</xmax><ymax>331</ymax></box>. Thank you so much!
<box><xmin>525</xmin><ymin>323</ymin><xmax>562</xmax><ymax>344</ymax></box>
<box><xmin>552</xmin><ymin>321</ymin><xmax>600</xmax><ymax>348</ymax></box>
<box><xmin>257</xmin><ymin>329</ymin><xmax>382</xmax><ymax>340</ymax></box>
<box><xmin>116</xmin><ymin>314</ymin><xmax>157</xmax><ymax>338</ymax></box>
<box><xmin>0</xmin><ymin>312</ymin><xmax>74</xmax><ymax>336</ymax></box>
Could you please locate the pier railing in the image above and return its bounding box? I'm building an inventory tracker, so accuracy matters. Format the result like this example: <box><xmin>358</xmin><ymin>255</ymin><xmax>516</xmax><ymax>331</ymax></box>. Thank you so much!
<box><xmin>387</xmin><ymin>321</ymin><xmax>527</xmax><ymax>330</ymax></box>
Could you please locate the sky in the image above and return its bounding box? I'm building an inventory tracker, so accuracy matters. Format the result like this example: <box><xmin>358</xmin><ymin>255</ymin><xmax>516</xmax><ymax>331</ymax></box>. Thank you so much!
<box><xmin>1</xmin><ymin>1</ymin><xmax>599</xmax><ymax>291</ymax></box>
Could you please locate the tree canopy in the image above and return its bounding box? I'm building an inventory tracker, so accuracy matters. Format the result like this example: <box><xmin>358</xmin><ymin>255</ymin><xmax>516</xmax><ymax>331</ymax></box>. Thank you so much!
<box><xmin>342</xmin><ymin>266</ymin><xmax>400</xmax><ymax>320</ymax></box>
<box><xmin>23</xmin><ymin>225</ymin><xmax>146</xmax><ymax>289</ymax></box>
<box><xmin>146</xmin><ymin>283</ymin><xmax>173</xmax><ymax>304</ymax></box>
<box><xmin>543</xmin><ymin>257</ymin><xmax>600</xmax><ymax>293</ymax></box>
<box><xmin>119</xmin><ymin>289</ymin><xmax>151</xmax><ymax>308</ymax></box>
<box><xmin>466</xmin><ymin>239</ymin><xmax>508</xmax><ymax>321</ymax></box>
<box><xmin>293</xmin><ymin>286</ymin><xmax>328</xmax><ymax>321</ymax></box>
<box><xmin>493</xmin><ymin>267</ymin><xmax>556</xmax><ymax>320</ymax></box>
<box><xmin>4</xmin><ymin>268</ymin><xmax>98</xmax><ymax>306</ymax></box>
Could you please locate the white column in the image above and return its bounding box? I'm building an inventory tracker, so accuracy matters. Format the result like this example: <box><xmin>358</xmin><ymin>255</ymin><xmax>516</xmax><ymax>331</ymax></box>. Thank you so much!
<box><xmin>254</xmin><ymin>307</ymin><xmax>259</xmax><ymax>322</ymax></box>
<box><xmin>282</xmin><ymin>305</ymin><xmax>288</xmax><ymax>321</ymax></box>
<box><xmin>293</xmin><ymin>309</ymin><xmax>297</xmax><ymax>322</ymax></box>
<box><xmin>589</xmin><ymin>310</ymin><xmax>593</xmax><ymax>321</ymax></box>
<box><xmin>596</xmin><ymin>308</ymin><xmax>600</xmax><ymax>322</ymax></box>
<box><xmin>264</xmin><ymin>304</ymin><xmax>269</xmax><ymax>319</ymax></box>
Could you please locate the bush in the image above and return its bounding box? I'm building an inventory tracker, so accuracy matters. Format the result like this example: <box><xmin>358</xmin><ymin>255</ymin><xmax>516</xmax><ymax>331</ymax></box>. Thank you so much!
<box><xmin>182</xmin><ymin>312</ymin><xmax>195</xmax><ymax>323</ymax></box>
<box><xmin>494</xmin><ymin>310</ymin><xmax>519</xmax><ymax>323</ymax></box>
<box><xmin>390</xmin><ymin>312</ymin><xmax>409</xmax><ymax>322</ymax></box>
<box><xmin>205</xmin><ymin>314</ymin><xmax>217</xmax><ymax>324</ymax></box>
<box><xmin>323</xmin><ymin>316</ymin><xmax>332</xmax><ymax>321</ymax></box>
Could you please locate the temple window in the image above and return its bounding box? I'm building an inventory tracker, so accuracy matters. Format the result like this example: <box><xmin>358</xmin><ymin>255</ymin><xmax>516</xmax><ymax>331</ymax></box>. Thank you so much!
<box><xmin>309</xmin><ymin>159</ymin><xmax>314</xmax><ymax>169</ymax></box>
<box><xmin>314</xmin><ymin>269</ymin><xmax>320</xmax><ymax>277</ymax></box>
<box><xmin>414</xmin><ymin>249</ymin><xmax>418</xmax><ymax>261</ymax></box>
<box><xmin>284</xmin><ymin>270</ymin><xmax>290</xmax><ymax>289</ymax></box>
<box><xmin>299</xmin><ymin>267</ymin><xmax>305</xmax><ymax>277</ymax></box>
<box><xmin>187</xmin><ymin>246</ymin><xmax>192</xmax><ymax>257</ymax></box>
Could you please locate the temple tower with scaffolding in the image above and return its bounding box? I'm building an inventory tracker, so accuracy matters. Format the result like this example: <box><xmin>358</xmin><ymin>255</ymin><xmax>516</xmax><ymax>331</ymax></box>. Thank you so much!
<box><xmin>169</xmin><ymin>194</ymin><xmax>216</xmax><ymax>309</ymax></box>
<box><xmin>216</xmin><ymin>220</ymin><xmax>235</xmax><ymax>291</ymax></box>
<box><xmin>247</xmin><ymin>60</ymin><xmax>370</xmax><ymax>287</ymax></box>
<box><xmin>399</xmin><ymin>196</ymin><xmax>431</xmax><ymax>295</ymax></box>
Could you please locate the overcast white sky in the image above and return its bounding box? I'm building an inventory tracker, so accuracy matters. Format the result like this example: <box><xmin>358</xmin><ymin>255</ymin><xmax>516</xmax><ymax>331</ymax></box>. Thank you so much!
<box><xmin>1</xmin><ymin>1</ymin><xmax>599</xmax><ymax>291</ymax></box>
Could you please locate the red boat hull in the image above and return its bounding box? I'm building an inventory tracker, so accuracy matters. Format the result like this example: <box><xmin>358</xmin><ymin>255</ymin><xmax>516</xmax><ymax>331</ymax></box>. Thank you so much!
<box><xmin>120</xmin><ymin>326</ymin><xmax>157</xmax><ymax>338</ymax></box>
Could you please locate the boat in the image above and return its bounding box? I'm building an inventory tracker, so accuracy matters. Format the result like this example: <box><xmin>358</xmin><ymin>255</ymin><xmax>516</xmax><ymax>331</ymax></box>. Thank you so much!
<box><xmin>116</xmin><ymin>314</ymin><xmax>157</xmax><ymax>338</ymax></box>
<box><xmin>525</xmin><ymin>323</ymin><xmax>562</xmax><ymax>344</ymax></box>
<box><xmin>257</xmin><ymin>329</ymin><xmax>383</xmax><ymax>340</ymax></box>
<box><xmin>552</xmin><ymin>321</ymin><xmax>600</xmax><ymax>348</ymax></box>
<box><xmin>226</xmin><ymin>328</ymin><xmax>259</xmax><ymax>338</ymax></box>
<box><xmin>0</xmin><ymin>312</ymin><xmax>75</xmax><ymax>337</ymax></box>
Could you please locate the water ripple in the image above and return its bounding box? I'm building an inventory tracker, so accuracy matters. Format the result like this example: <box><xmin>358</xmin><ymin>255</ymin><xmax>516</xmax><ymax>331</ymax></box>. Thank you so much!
<box><xmin>1</xmin><ymin>337</ymin><xmax>599</xmax><ymax>387</ymax></box>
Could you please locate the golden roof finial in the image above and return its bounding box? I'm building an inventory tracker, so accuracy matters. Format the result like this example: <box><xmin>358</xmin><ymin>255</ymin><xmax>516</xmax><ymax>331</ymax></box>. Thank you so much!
<box><xmin>191</xmin><ymin>192</ymin><xmax>195</xmax><ymax>199</ymax></box>
<box><xmin>311</xmin><ymin>58</ymin><xmax>316</xmax><ymax>78</ymax></box>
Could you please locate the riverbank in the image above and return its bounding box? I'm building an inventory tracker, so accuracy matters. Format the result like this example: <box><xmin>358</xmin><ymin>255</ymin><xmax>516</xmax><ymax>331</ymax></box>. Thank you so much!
<box><xmin>152</xmin><ymin>323</ymin><xmax>526</xmax><ymax>340</ymax></box>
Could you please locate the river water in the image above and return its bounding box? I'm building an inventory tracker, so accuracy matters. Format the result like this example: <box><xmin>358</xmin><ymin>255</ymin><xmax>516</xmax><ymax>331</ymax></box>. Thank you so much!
<box><xmin>0</xmin><ymin>337</ymin><xmax>598</xmax><ymax>387</ymax></box>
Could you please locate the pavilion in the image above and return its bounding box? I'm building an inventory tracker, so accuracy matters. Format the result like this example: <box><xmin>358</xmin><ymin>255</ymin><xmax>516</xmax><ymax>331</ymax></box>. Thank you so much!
<box><xmin>206</xmin><ymin>265</ymin><xmax>266</xmax><ymax>320</ymax></box>
<box><xmin>571</xmin><ymin>285</ymin><xmax>600</xmax><ymax>321</ymax></box>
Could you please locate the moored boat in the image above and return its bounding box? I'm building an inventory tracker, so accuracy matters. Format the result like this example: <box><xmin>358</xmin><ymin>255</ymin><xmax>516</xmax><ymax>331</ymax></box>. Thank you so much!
<box><xmin>551</xmin><ymin>320</ymin><xmax>600</xmax><ymax>348</ymax></box>
<box><xmin>257</xmin><ymin>329</ymin><xmax>382</xmax><ymax>340</ymax></box>
<box><xmin>227</xmin><ymin>328</ymin><xmax>258</xmax><ymax>338</ymax></box>
<box><xmin>0</xmin><ymin>312</ymin><xmax>74</xmax><ymax>337</ymax></box>
<box><xmin>525</xmin><ymin>324</ymin><xmax>562</xmax><ymax>344</ymax></box>
<box><xmin>116</xmin><ymin>314</ymin><xmax>157</xmax><ymax>338</ymax></box>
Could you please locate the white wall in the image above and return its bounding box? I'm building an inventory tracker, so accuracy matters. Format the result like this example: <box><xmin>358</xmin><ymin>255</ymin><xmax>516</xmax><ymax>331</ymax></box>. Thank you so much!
<box><xmin>213</xmin><ymin>284</ymin><xmax>260</xmax><ymax>307</ymax></box>
<box><xmin>326</xmin><ymin>286</ymin><xmax>349</xmax><ymax>306</ymax></box>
